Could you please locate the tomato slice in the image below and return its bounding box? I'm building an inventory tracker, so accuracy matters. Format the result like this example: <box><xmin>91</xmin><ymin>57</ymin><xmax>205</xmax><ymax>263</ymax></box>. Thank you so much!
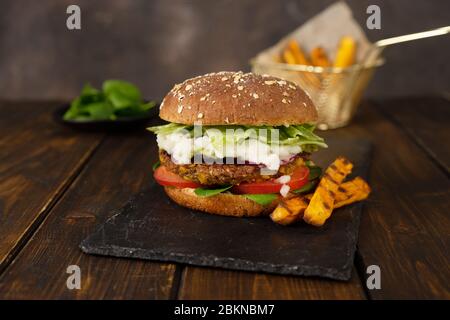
<box><xmin>154</xmin><ymin>166</ymin><xmax>201</xmax><ymax>188</ymax></box>
<box><xmin>231</xmin><ymin>166</ymin><xmax>309</xmax><ymax>194</ymax></box>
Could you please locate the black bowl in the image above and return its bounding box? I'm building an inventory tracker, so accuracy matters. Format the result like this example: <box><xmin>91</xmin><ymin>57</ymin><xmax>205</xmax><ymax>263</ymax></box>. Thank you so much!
<box><xmin>54</xmin><ymin>102</ymin><xmax>159</xmax><ymax>132</ymax></box>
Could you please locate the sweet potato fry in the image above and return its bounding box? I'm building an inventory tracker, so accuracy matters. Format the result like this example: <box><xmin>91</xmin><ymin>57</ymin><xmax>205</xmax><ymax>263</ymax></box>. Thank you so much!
<box><xmin>271</xmin><ymin>196</ymin><xmax>309</xmax><ymax>226</ymax></box>
<box><xmin>303</xmin><ymin>157</ymin><xmax>353</xmax><ymax>226</ymax></box>
<box><xmin>310</xmin><ymin>47</ymin><xmax>331</xmax><ymax>67</ymax></box>
<box><xmin>334</xmin><ymin>176</ymin><xmax>371</xmax><ymax>208</ymax></box>
<box><xmin>334</xmin><ymin>36</ymin><xmax>357</xmax><ymax>68</ymax></box>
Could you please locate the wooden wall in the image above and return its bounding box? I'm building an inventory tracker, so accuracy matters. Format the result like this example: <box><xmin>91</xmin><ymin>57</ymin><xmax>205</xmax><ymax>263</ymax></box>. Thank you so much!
<box><xmin>0</xmin><ymin>0</ymin><xmax>448</xmax><ymax>101</ymax></box>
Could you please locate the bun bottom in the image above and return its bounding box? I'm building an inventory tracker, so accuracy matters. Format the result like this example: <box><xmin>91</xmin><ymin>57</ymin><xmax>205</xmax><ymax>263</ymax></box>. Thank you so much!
<box><xmin>164</xmin><ymin>187</ymin><xmax>278</xmax><ymax>217</ymax></box>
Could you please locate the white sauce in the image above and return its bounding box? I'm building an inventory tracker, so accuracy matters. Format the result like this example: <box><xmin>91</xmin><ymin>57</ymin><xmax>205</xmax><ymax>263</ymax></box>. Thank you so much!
<box><xmin>156</xmin><ymin>131</ymin><xmax>302</xmax><ymax>171</ymax></box>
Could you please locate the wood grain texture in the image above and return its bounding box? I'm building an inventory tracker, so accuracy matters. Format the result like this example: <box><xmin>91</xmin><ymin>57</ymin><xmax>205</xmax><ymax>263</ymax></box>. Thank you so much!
<box><xmin>0</xmin><ymin>101</ymin><xmax>103</xmax><ymax>271</ymax></box>
<box><xmin>0</xmin><ymin>130</ymin><xmax>176</xmax><ymax>299</ymax></box>
<box><xmin>327</xmin><ymin>103</ymin><xmax>450</xmax><ymax>299</ymax></box>
<box><xmin>376</xmin><ymin>96</ymin><xmax>450</xmax><ymax>175</ymax></box>
<box><xmin>1</xmin><ymin>98</ymin><xmax>449</xmax><ymax>299</ymax></box>
<box><xmin>179</xmin><ymin>267</ymin><xmax>366</xmax><ymax>300</ymax></box>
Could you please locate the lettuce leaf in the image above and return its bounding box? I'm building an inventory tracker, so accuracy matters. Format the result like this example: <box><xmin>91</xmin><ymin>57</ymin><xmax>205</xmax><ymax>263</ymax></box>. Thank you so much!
<box><xmin>147</xmin><ymin>123</ymin><xmax>327</xmax><ymax>151</ymax></box>
<box><xmin>147</xmin><ymin>123</ymin><xmax>191</xmax><ymax>135</ymax></box>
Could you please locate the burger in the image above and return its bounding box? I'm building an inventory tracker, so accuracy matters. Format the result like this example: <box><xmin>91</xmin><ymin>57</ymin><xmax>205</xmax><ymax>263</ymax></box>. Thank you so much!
<box><xmin>148</xmin><ymin>71</ymin><xmax>327</xmax><ymax>217</ymax></box>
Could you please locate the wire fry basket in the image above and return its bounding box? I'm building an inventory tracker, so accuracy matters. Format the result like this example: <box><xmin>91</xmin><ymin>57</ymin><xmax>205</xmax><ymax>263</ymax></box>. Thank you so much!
<box><xmin>251</xmin><ymin>59</ymin><xmax>384</xmax><ymax>130</ymax></box>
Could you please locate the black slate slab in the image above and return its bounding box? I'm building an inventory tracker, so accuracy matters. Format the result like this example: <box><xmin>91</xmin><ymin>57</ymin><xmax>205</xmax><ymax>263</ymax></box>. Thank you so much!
<box><xmin>80</xmin><ymin>137</ymin><xmax>372</xmax><ymax>280</ymax></box>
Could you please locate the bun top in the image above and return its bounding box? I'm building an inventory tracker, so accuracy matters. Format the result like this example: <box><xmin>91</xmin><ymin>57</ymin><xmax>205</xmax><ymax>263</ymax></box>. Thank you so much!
<box><xmin>159</xmin><ymin>71</ymin><xmax>318</xmax><ymax>126</ymax></box>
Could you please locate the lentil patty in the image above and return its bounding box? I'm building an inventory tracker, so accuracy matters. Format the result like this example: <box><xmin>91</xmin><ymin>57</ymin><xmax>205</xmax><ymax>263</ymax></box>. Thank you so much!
<box><xmin>159</xmin><ymin>150</ymin><xmax>308</xmax><ymax>185</ymax></box>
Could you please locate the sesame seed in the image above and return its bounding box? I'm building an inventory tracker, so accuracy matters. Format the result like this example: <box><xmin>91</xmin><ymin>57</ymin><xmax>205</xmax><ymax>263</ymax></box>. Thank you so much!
<box><xmin>177</xmin><ymin>105</ymin><xmax>183</xmax><ymax>113</ymax></box>
<box><xmin>283</xmin><ymin>91</ymin><xmax>289</xmax><ymax>96</ymax></box>
<box><xmin>197</xmin><ymin>113</ymin><xmax>203</xmax><ymax>119</ymax></box>
<box><xmin>303</xmin><ymin>102</ymin><xmax>307</xmax><ymax>107</ymax></box>
<box><xmin>221</xmin><ymin>77</ymin><xmax>228</xmax><ymax>81</ymax></box>
<box><xmin>264</xmin><ymin>80</ymin><xmax>276</xmax><ymax>85</ymax></box>
<box><xmin>253</xmin><ymin>93</ymin><xmax>259</xmax><ymax>99</ymax></box>
<box><xmin>237</xmin><ymin>85</ymin><xmax>244</xmax><ymax>90</ymax></box>
<box><xmin>289</xmin><ymin>84</ymin><xmax>296</xmax><ymax>90</ymax></box>
<box><xmin>185</xmin><ymin>84</ymin><xmax>192</xmax><ymax>91</ymax></box>
<box><xmin>277</xmin><ymin>80</ymin><xmax>286</xmax><ymax>85</ymax></box>
<box><xmin>232</xmin><ymin>94</ymin><xmax>237</xmax><ymax>98</ymax></box>
<box><xmin>224</xmin><ymin>117</ymin><xmax>229</xmax><ymax>123</ymax></box>
<box><xmin>282</xmin><ymin>99</ymin><xmax>287</xmax><ymax>104</ymax></box>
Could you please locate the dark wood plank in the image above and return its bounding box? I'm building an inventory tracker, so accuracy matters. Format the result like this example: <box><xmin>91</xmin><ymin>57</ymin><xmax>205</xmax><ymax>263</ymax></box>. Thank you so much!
<box><xmin>328</xmin><ymin>103</ymin><xmax>450</xmax><ymax>299</ymax></box>
<box><xmin>0</xmin><ymin>131</ymin><xmax>176</xmax><ymax>299</ymax></box>
<box><xmin>0</xmin><ymin>101</ymin><xmax>103</xmax><ymax>271</ymax></box>
<box><xmin>179</xmin><ymin>267</ymin><xmax>366</xmax><ymax>300</ymax></box>
<box><xmin>376</xmin><ymin>96</ymin><xmax>450</xmax><ymax>175</ymax></box>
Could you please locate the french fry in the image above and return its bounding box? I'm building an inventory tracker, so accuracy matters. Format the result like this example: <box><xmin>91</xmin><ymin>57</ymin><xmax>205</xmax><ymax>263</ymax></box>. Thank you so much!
<box><xmin>310</xmin><ymin>47</ymin><xmax>331</xmax><ymax>67</ymax></box>
<box><xmin>283</xmin><ymin>40</ymin><xmax>321</xmax><ymax>89</ymax></box>
<box><xmin>282</xmin><ymin>49</ymin><xmax>297</xmax><ymax>65</ymax></box>
<box><xmin>287</xmin><ymin>40</ymin><xmax>310</xmax><ymax>65</ymax></box>
<box><xmin>303</xmin><ymin>157</ymin><xmax>353</xmax><ymax>226</ymax></box>
<box><xmin>271</xmin><ymin>196</ymin><xmax>309</xmax><ymax>226</ymax></box>
<box><xmin>334</xmin><ymin>176</ymin><xmax>371</xmax><ymax>208</ymax></box>
<box><xmin>334</xmin><ymin>36</ymin><xmax>357</xmax><ymax>68</ymax></box>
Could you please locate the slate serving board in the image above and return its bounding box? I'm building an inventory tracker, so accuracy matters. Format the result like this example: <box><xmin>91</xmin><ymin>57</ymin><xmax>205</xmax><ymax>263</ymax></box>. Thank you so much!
<box><xmin>80</xmin><ymin>137</ymin><xmax>372</xmax><ymax>281</ymax></box>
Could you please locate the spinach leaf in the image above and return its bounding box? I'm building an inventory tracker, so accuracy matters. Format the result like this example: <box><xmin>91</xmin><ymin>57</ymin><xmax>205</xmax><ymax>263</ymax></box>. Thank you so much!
<box><xmin>243</xmin><ymin>194</ymin><xmax>277</xmax><ymax>206</ymax></box>
<box><xmin>63</xmin><ymin>79</ymin><xmax>156</xmax><ymax>121</ymax></box>
<box><xmin>152</xmin><ymin>160</ymin><xmax>160</xmax><ymax>171</ymax></box>
<box><xmin>292</xmin><ymin>181</ymin><xmax>317</xmax><ymax>194</ymax></box>
<box><xmin>308</xmin><ymin>166</ymin><xmax>322</xmax><ymax>180</ymax></box>
<box><xmin>103</xmin><ymin>80</ymin><xmax>141</xmax><ymax>103</ymax></box>
<box><xmin>194</xmin><ymin>185</ymin><xmax>232</xmax><ymax>197</ymax></box>
<box><xmin>85</xmin><ymin>101</ymin><xmax>115</xmax><ymax>120</ymax></box>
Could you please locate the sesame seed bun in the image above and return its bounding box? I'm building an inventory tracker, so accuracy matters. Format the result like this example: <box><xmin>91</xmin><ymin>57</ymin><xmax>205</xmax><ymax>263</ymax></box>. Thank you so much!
<box><xmin>164</xmin><ymin>187</ymin><xmax>279</xmax><ymax>217</ymax></box>
<box><xmin>159</xmin><ymin>71</ymin><xmax>318</xmax><ymax>126</ymax></box>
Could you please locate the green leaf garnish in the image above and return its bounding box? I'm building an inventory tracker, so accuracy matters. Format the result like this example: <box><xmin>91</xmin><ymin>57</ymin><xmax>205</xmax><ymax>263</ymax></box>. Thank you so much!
<box><xmin>63</xmin><ymin>80</ymin><xmax>156</xmax><ymax>121</ymax></box>
<box><xmin>243</xmin><ymin>194</ymin><xmax>277</xmax><ymax>206</ymax></box>
<box><xmin>103</xmin><ymin>80</ymin><xmax>141</xmax><ymax>103</ymax></box>
<box><xmin>194</xmin><ymin>185</ymin><xmax>232</xmax><ymax>197</ymax></box>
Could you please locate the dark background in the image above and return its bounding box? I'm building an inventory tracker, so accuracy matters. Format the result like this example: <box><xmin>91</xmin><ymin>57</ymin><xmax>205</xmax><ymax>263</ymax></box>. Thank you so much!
<box><xmin>1</xmin><ymin>0</ymin><xmax>449</xmax><ymax>101</ymax></box>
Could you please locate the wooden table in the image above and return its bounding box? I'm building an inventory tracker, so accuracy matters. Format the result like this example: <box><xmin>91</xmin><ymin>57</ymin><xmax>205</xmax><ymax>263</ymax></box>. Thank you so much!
<box><xmin>0</xmin><ymin>97</ymin><xmax>448</xmax><ymax>300</ymax></box>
